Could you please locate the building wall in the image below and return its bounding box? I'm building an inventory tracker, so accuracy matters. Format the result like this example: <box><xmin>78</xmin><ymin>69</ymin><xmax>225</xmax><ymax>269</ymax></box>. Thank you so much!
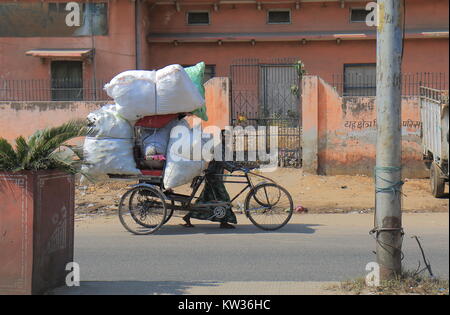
<box><xmin>0</xmin><ymin>0</ymin><xmax>137</xmax><ymax>82</ymax></box>
<box><xmin>144</xmin><ymin>0</ymin><xmax>449</xmax><ymax>79</ymax></box>
<box><xmin>146</xmin><ymin>0</ymin><xmax>449</xmax><ymax>34</ymax></box>
<box><xmin>146</xmin><ymin>38</ymin><xmax>449</xmax><ymax>82</ymax></box>
<box><xmin>0</xmin><ymin>78</ymin><xmax>229</xmax><ymax>143</ymax></box>
<box><xmin>202</xmin><ymin>77</ymin><xmax>230</xmax><ymax>130</ymax></box>
<box><xmin>1</xmin><ymin>0</ymin><xmax>448</xmax><ymax>82</ymax></box>
<box><xmin>301</xmin><ymin>75</ymin><xmax>427</xmax><ymax>178</ymax></box>
<box><xmin>0</xmin><ymin>76</ymin><xmax>432</xmax><ymax>178</ymax></box>
<box><xmin>0</xmin><ymin>101</ymin><xmax>107</xmax><ymax>143</ymax></box>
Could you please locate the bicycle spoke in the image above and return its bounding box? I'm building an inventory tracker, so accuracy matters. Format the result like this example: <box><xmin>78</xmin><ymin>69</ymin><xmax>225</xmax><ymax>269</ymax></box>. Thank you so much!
<box><xmin>118</xmin><ymin>187</ymin><xmax>167</xmax><ymax>235</ymax></box>
<box><xmin>245</xmin><ymin>184</ymin><xmax>293</xmax><ymax>231</ymax></box>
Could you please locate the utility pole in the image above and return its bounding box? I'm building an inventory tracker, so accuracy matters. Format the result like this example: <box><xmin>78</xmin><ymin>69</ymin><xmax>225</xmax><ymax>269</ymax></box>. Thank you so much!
<box><xmin>135</xmin><ymin>0</ymin><xmax>142</xmax><ymax>70</ymax></box>
<box><xmin>374</xmin><ymin>0</ymin><xmax>405</xmax><ymax>280</ymax></box>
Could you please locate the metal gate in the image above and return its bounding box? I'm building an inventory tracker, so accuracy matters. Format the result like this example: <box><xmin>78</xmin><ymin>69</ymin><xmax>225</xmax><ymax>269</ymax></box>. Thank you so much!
<box><xmin>230</xmin><ymin>59</ymin><xmax>302</xmax><ymax>167</ymax></box>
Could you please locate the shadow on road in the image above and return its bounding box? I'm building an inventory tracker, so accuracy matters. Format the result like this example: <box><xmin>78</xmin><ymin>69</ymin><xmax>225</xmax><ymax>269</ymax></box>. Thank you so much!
<box><xmin>153</xmin><ymin>223</ymin><xmax>321</xmax><ymax>236</ymax></box>
<box><xmin>50</xmin><ymin>280</ymin><xmax>223</xmax><ymax>295</ymax></box>
<box><xmin>436</xmin><ymin>192</ymin><xmax>450</xmax><ymax>199</ymax></box>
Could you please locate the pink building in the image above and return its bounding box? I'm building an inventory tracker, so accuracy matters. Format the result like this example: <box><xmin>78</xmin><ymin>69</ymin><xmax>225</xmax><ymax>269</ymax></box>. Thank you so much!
<box><xmin>0</xmin><ymin>0</ymin><xmax>448</xmax><ymax>88</ymax></box>
<box><xmin>143</xmin><ymin>0</ymin><xmax>449</xmax><ymax>83</ymax></box>
<box><xmin>0</xmin><ymin>0</ymin><xmax>448</xmax><ymax>175</ymax></box>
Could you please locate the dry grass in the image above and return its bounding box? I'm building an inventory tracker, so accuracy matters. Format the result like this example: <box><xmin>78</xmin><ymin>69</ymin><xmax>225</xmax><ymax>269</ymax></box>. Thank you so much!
<box><xmin>329</xmin><ymin>271</ymin><xmax>449</xmax><ymax>295</ymax></box>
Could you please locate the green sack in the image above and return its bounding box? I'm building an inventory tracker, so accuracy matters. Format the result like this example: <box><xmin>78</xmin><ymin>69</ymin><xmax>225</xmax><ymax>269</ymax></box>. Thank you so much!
<box><xmin>184</xmin><ymin>62</ymin><xmax>208</xmax><ymax>121</ymax></box>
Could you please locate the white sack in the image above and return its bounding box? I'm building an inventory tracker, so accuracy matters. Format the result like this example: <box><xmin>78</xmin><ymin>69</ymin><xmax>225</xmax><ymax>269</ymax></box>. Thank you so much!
<box><xmin>82</xmin><ymin>137</ymin><xmax>140</xmax><ymax>181</ymax></box>
<box><xmin>163</xmin><ymin>119</ymin><xmax>208</xmax><ymax>189</ymax></box>
<box><xmin>163</xmin><ymin>157</ymin><xmax>207</xmax><ymax>189</ymax></box>
<box><xmin>142</xmin><ymin>119</ymin><xmax>179</xmax><ymax>157</ymax></box>
<box><xmin>165</xmin><ymin>119</ymin><xmax>212</xmax><ymax>161</ymax></box>
<box><xmin>83</xmin><ymin>104</ymin><xmax>139</xmax><ymax>181</ymax></box>
<box><xmin>104</xmin><ymin>65</ymin><xmax>205</xmax><ymax>119</ymax></box>
<box><xmin>87</xmin><ymin>104</ymin><xmax>134</xmax><ymax>138</ymax></box>
<box><xmin>104</xmin><ymin>70</ymin><xmax>157</xmax><ymax>121</ymax></box>
<box><xmin>155</xmin><ymin>64</ymin><xmax>205</xmax><ymax>114</ymax></box>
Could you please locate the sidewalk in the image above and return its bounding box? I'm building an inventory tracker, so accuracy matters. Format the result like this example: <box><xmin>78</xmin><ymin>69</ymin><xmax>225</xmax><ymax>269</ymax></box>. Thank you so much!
<box><xmin>51</xmin><ymin>281</ymin><xmax>341</xmax><ymax>295</ymax></box>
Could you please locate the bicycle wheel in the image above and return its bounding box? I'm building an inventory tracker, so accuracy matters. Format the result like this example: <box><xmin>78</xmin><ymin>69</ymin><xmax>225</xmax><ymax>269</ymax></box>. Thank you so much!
<box><xmin>118</xmin><ymin>186</ymin><xmax>167</xmax><ymax>235</ymax></box>
<box><xmin>127</xmin><ymin>190</ymin><xmax>173</xmax><ymax>227</ymax></box>
<box><xmin>252</xmin><ymin>182</ymin><xmax>281</xmax><ymax>207</ymax></box>
<box><xmin>245</xmin><ymin>183</ymin><xmax>293</xmax><ymax>231</ymax></box>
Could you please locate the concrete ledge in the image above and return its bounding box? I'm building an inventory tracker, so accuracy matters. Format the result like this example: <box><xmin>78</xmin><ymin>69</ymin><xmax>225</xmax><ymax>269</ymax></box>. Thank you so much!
<box><xmin>0</xmin><ymin>101</ymin><xmax>109</xmax><ymax>142</ymax></box>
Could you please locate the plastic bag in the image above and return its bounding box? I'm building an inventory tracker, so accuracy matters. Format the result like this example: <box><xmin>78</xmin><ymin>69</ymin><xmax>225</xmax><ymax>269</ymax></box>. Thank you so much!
<box><xmin>86</xmin><ymin>104</ymin><xmax>134</xmax><ymax>139</ymax></box>
<box><xmin>156</xmin><ymin>64</ymin><xmax>205</xmax><ymax>115</ymax></box>
<box><xmin>105</xmin><ymin>65</ymin><xmax>204</xmax><ymax>118</ymax></box>
<box><xmin>82</xmin><ymin>104</ymin><xmax>139</xmax><ymax>181</ymax></box>
<box><xmin>82</xmin><ymin>137</ymin><xmax>140</xmax><ymax>181</ymax></box>
<box><xmin>162</xmin><ymin>119</ymin><xmax>208</xmax><ymax>188</ymax></box>
<box><xmin>163</xmin><ymin>157</ymin><xmax>207</xmax><ymax>189</ymax></box>
<box><xmin>104</xmin><ymin>70</ymin><xmax>156</xmax><ymax>99</ymax></box>
<box><xmin>184</xmin><ymin>62</ymin><xmax>208</xmax><ymax>121</ymax></box>
<box><xmin>142</xmin><ymin>118</ymin><xmax>179</xmax><ymax>157</ymax></box>
<box><xmin>104</xmin><ymin>70</ymin><xmax>157</xmax><ymax>121</ymax></box>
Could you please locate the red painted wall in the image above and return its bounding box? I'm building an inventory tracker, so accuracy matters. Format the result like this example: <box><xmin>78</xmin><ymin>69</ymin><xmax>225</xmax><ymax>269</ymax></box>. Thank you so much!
<box><xmin>0</xmin><ymin>0</ymin><xmax>448</xmax><ymax>82</ymax></box>
<box><xmin>0</xmin><ymin>78</ymin><xmax>229</xmax><ymax>143</ymax></box>
<box><xmin>144</xmin><ymin>0</ymin><xmax>449</xmax><ymax>80</ymax></box>
<box><xmin>146</xmin><ymin>0</ymin><xmax>449</xmax><ymax>34</ymax></box>
<box><xmin>0</xmin><ymin>0</ymin><xmax>136</xmax><ymax>82</ymax></box>
<box><xmin>145</xmin><ymin>39</ymin><xmax>449</xmax><ymax>82</ymax></box>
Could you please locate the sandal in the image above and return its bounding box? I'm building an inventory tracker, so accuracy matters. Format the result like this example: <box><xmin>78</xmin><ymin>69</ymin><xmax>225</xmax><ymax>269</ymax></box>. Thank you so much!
<box><xmin>220</xmin><ymin>222</ymin><xmax>236</xmax><ymax>229</ymax></box>
<box><xmin>180</xmin><ymin>223</ymin><xmax>195</xmax><ymax>228</ymax></box>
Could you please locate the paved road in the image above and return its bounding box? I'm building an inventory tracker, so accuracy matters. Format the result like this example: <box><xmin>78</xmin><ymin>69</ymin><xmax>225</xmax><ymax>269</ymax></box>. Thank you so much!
<box><xmin>53</xmin><ymin>213</ymin><xmax>449</xmax><ymax>294</ymax></box>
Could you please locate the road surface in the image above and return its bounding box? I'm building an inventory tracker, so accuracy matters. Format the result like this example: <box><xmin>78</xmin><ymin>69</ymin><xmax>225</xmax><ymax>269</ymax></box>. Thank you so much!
<box><xmin>52</xmin><ymin>212</ymin><xmax>449</xmax><ymax>294</ymax></box>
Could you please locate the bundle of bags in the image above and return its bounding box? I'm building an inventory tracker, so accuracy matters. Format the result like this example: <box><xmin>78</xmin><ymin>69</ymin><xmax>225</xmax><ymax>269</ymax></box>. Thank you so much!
<box><xmin>82</xmin><ymin>62</ymin><xmax>210</xmax><ymax>188</ymax></box>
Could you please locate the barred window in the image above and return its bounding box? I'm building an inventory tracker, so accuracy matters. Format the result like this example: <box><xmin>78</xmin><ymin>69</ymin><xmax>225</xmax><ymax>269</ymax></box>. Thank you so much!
<box><xmin>187</xmin><ymin>11</ymin><xmax>210</xmax><ymax>25</ymax></box>
<box><xmin>350</xmin><ymin>8</ymin><xmax>369</xmax><ymax>23</ymax></box>
<box><xmin>344</xmin><ymin>64</ymin><xmax>376</xmax><ymax>96</ymax></box>
<box><xmin>267</xmin><ymin>10</ymin><xmax>291</xmax><ymax>24</ymax></box>
<box><xmin>51</xmin><ymin>61</ymin><xmax>83</xmax><ymax>101</ymax></box>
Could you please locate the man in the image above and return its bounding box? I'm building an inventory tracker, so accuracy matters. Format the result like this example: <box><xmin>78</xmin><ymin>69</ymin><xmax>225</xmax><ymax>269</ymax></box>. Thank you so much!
<box><xmin>181</xmin><ymin>160</ymin><xmax>237</xmax><ymax>229</ymax></box>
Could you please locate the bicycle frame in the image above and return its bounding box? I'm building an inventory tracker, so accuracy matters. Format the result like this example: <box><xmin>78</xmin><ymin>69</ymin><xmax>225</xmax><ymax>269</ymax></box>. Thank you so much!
<box><xmin>118</xmin><ymin>165</ymin><xmax>294</xmax><ymax>234</ymax></box>
<box><xmin>159</xmin><ymin>169</ymin><xmax>275</xmax><ymax>214</ymax></box>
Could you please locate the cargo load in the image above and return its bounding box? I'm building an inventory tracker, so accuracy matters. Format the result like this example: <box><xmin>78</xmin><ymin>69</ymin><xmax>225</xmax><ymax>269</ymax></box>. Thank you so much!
<box><xmin>142</xmin><ymin>118</ymin><xmax>179</xmax><ymax>157</ymax></box>
<box><xmin>82</xmin><ymin>62</ymin><xmax>209</xmax><ymax>184</ymax></box>
<box><xmin>86</xmin><ymin>104</ymin><xmax>133</xmax><ymax>138</ymax></box>
<box><xmin>82</xmin><ymin>137</ymin><xmax>140</xmax><ymax>181</ymax></box>
<box><xmin>104</xmin><ymin>70</ymin><xmax>157</xmax><ymax>122</ymax></box>
<box><xmin>163</xmin><ymin>119</ymin><xmax>209</xmax><ymax>189</ymax></box>
<box><xmin>82</xmin><ymin>104</ymin><xmax>140</xmax><ymax>181</ymax></box>
<box><xmin>103</xmin><ymin>65</ymin><xmax>205</xmax><ymax>120</ymax></box>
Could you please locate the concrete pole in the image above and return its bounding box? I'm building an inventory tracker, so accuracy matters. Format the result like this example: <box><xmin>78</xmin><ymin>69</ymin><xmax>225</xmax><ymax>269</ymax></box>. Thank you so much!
<box><xmin>135</xmin><ymin>0</ymin><xmax>142</xmax><ymax>70</ymax></box>
<box><xmin>375</xmin><ymin>0</ymin><xmax>404</xmax><ymax>280</ymax></box>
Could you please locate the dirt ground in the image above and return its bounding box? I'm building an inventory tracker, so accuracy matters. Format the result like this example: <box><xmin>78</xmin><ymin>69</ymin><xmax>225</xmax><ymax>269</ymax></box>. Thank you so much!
<box><xmin>75</xmin><ymin>168</ymin><xmax>448</xmax><ymax>218</ymax></box>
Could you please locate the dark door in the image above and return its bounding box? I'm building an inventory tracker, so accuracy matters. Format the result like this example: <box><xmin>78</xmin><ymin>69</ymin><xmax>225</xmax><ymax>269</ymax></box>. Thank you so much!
<box><xmin>51</xmin><ymin>61</ymin><xmax>83</xmax><ymax>101</ymax></box>
<box><xmin>260</xmin><ymin>64</ymin><xmax>300</xmax><ymax>123</ymax></box>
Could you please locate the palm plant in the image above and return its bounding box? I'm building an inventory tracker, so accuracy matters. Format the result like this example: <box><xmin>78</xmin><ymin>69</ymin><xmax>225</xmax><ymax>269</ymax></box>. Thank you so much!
<box><xmin>0</xmin><ymin>119</ymin><xmax>92</xmax><ymax>173</ymax></box>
